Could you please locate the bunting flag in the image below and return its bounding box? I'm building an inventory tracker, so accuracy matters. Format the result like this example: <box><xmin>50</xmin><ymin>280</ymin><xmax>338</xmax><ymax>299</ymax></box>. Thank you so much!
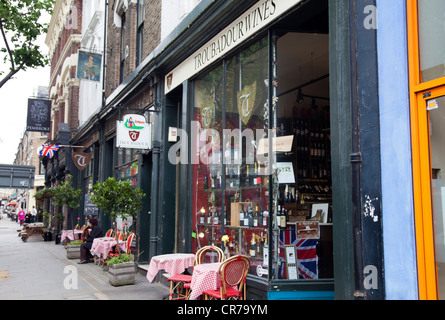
<box><xmin>39</xmin><ymin>144</ymin><xmax>60</xmax><ymax>159</ymax></box>
<box><xmin>278</xmin><ymin>227</ymin><xmax>318</xmax><ymax>279</ymax></box>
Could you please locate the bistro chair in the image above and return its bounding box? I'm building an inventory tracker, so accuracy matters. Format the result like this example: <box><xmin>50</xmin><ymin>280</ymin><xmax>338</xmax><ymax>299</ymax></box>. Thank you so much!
<box><xmin>105</xmin><ymin>229</ymin><xmax>113</xmax><ymax>238</ymax></box>
<box><xmin>181</xmin><ymin>245</ymin><xmax>225</xmax><ymax>299</ymax></box>
<box><xmin>115</xmin><ymin>231</ymin><xmax>123</xmax><ymax>241</ymax></box>
<box><xmin>196</xmin><ymin>245</ymin><xmax>224</xmax><ymax>264</ymax></box>
<box><xmin>108</xmin><ymin>232</ymin><xmax>135</xmax><ymax>257</ymax></box>
<box><xmin>203</xmin><ymin>255</ymin><xmax>250</xmax><ymax>300</ymax></box>
<box><xmin>168</xmin><ymin>246</ymin><xmax>225</xmax><ymax>300</ymax></box>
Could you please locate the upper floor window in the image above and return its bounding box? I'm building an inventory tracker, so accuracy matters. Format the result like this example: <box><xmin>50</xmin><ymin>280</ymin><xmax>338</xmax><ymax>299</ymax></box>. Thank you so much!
<box><xmin>120</xmin><ymin>12</ymin><xmax>126</xmax><ymax>84</ymax></box>
<box><xmin>136</xmin><ymin>0</ymin><xmax>145</xmax><ymax>66</ymax></box>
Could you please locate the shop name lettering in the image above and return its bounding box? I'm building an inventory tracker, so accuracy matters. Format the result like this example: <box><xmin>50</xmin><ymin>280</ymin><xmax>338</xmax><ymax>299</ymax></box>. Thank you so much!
<box><xmin>194</xmin><ymin>0</ymin><xmax>277</xmax><ymax>70</ymax></box>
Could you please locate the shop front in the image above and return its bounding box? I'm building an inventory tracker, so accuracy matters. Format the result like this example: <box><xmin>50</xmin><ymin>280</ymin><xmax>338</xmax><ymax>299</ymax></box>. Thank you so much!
<box><xmin>165</xmin><ymin>0</ymin><xmax>335</xmax><ymax>299</ymax></box>
<box><xmin>408</xmin><ymin>0</ymin><xmax>445</xmax><ymax>300</ymax></box>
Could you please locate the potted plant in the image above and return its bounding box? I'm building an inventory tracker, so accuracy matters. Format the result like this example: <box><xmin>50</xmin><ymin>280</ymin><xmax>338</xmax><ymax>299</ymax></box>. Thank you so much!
<box><xmin>90</xmin><ymin>177</ymin><xmax>145</xmax><ymax>286</ymax></box>
<box><xmin>52</xmin><ymin>175</ymin><xmax>82</xmax><ymax>251</ymax></box>
<box><xmin>66</xmin><ymin>240</ymin><xmax>83</xmax><ymax>259</ymax></box>
<box><xmin>106</xmin><ymin>254</ymin><xmax>136</xmax><ymax>286</ymax></box>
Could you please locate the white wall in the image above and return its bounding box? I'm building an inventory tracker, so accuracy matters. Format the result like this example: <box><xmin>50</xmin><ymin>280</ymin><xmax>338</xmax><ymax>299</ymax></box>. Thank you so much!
<box><xmin>161</xmin><ymin>0</ymin><xmax>202</xmax><ymax>41</ymax></box>
<box><xmin>79</xmin><ymin>0</ymin><xmax>105</xmax><ymax>127</ymax></box>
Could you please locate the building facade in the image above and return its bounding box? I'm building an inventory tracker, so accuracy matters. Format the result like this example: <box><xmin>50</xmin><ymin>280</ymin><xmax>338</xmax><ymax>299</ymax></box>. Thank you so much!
<box><xmin>37</xmin><ymin>0</ymin><xmax>445</xmax><ymax>300</ymax></box>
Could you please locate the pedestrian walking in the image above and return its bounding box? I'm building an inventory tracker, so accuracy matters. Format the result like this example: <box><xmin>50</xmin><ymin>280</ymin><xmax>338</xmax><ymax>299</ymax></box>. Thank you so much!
<box><xmin>31</xmin><ymin>206</ymin><xmax>37</xmax><ymax>223</ymax></box>
<box><xmin>17</xmin><ymin>208</ymin><xmax>25</xmax><ymax>226</ymax></box>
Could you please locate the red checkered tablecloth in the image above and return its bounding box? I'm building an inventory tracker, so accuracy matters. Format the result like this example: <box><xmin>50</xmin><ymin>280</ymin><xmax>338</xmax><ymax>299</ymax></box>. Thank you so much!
<box><xmin>189</xmin><ymin>262</ymin><xmax>221</xmax><ymax>300</ymax></box>
<box><xmin>91</xmin><ymin>237</ymin><xmax>126</xmax><ymax>258</ymax></box>
<box><xmin>60</xmin><ymin>229</ymin><xmax>83</xmax><ymax>242</ymax></box>
<box><xmin>146</xmin><ymin>253</ymin><xmax>195</xmax><ymax>283</ymax></box>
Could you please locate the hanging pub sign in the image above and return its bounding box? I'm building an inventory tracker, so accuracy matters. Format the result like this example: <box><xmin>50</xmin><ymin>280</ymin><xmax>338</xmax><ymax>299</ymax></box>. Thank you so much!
<box><xmin>76</xmin><ymin>50</ymin><xmax>102</xmax><ymax>82</ymax></box>
<box><xmin>26</xmin><ymin>98</ymin><xmax>51</xmax><ymax>132</ymax></box>
<box><xmin>72</xmin><ymin>148</ymin><xmax>93</xmax><ymax>171</ymax></box>
<box><xmin>116</xmin><ymin>114</ymin><xmax>152</xmax><ymax>150</ymax></box>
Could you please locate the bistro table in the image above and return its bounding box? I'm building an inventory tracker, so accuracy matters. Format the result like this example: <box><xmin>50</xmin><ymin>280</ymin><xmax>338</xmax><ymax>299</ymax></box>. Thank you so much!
<box><xmin>146</xmin><ymin>253</ymin><xmax>195</xmax><ymax>283</ymax></box>
<box><xmin>61</xmin><ymin>229</ymin><xmax>83</xmax><ymax>247</ymax></box>
<box><xmin>91</xmin><ymin>237</ymin><xmax>126</xmax><ymax>261</ymax></box>
<box><xmin>188</xmin><ymin>262</ymin><xmax>221</xmax><ymax>300</ymax></box>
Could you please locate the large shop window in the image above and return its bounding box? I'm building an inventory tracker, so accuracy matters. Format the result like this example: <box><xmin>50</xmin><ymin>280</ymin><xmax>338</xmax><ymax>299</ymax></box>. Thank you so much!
<box><xmin>191</xmin><ymin>33</ymin><xmax>333</xmax><ymax>281</ymax></box>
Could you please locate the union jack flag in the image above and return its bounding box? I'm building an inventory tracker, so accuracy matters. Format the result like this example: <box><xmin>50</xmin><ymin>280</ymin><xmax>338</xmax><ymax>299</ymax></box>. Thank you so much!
<box><xmin>39</xmin><ymin>144</ymin><xmax>60</xmax><ymax>159</ymax></box>
<box><xmin>278</xmin><ymin>227</ymin><xmax>318</xmax><ymax>279</ymax></box>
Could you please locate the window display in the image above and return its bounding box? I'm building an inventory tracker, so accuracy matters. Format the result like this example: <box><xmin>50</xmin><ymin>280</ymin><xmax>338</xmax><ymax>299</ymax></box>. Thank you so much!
<box><xmin>191</xmin><ymin>32</ymin><xmax>333</xmax><ymax>281</ymax></box>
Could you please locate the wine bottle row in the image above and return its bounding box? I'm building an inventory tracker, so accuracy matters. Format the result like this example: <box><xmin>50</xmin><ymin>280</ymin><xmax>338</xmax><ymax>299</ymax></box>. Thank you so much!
<box><xmin>200</xmin><ymin>161</ymin><xmax>268</xmax><ymax>191</ymax></box>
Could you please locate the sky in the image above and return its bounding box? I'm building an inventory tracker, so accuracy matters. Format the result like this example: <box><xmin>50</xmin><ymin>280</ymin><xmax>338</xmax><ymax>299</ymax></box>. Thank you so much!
<box><xmin>0</xmin><ymin>14</ymin><xmax>50</xmax><ymax>165</ymax></box>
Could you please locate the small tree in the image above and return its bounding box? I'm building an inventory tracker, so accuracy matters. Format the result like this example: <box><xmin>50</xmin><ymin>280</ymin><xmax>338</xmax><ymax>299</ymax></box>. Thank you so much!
<box><xmin>0</xmin><ymin>0</ymin><xmax>55</xmax><ymax>89</ymax></box>
<box><xmin>52</xmin><ymin>174</ymin><xmax>82</xmax><ymax>238</ymax></box>
<box><xmin>90</xmin><ymin>177</ymin><xmax>145</xmax><ymax>257</ymax></box>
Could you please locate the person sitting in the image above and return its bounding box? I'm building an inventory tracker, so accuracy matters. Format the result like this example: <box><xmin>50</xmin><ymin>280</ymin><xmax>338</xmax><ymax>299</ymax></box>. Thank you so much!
<box><xmin>78</xmin><ymin>218</ymin><xmax>103</xmax><ymax>264</ymax></box>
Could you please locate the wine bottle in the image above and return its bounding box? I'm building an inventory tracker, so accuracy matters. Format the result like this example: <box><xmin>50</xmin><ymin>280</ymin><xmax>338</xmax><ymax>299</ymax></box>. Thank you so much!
<box><xmin>207</xmin><ymin>206</ymin><xmax>212</xmax><ymax>225</ymax></box>
<box><xmin>280</xmin><ymin>206</ymin><xmax>287</xmax><ymax>228</ymax></box>
<box><xmin>253</xmin><ymin>206</ymin><xmax>259</xmax><ymax>227</ymax></box>
<box><xmin>213</xmin><ymin>207</ymin><xmax>219</xmax><ymax>225</ymax></box>
<box><xmin>262</xmin><ymin>205</ymin><xmax>268</xmax><ymax>227</ymax></box>
<box><xmin>250</xmin><ymin>236</ymin><xmax>256</xmax><ymax>257</ymax></box>
<box><xmin>239</xmin><ymin>205</ymin><xmax>245</xmax><ymax>227</ymax></box>
<box><xmin>245</xmin><ymin>206</ymin><xmax>251</xmax><ymax>227</ymax></box>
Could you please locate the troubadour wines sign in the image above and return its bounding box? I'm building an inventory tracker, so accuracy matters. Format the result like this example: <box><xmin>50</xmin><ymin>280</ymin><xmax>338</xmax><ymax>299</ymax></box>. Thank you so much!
<box><xmin>116</xmin><ymin>114</ymin><xmax>152</xmax><ymax>150</ymax></box>
<box><xmin>165</xmin><ymin>0</ymin><xmax>301</xmax><ymax>94</ymax></box>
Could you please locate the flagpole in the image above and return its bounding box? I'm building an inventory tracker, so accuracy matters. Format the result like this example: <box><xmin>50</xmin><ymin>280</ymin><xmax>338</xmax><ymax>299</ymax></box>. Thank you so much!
<box><xmin>58</xmin><ymin>145</ymin><xmax>87</xmax><ymax>149</ymax></box>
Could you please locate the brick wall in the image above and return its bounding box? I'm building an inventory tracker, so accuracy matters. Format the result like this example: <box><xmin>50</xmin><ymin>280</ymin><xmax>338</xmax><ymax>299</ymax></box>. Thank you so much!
<box><xmin>48</xmin><ymin>0</ymin><xmax>82</xmax><ymax>141</ymax></box>
<box><xmin>105</xmin><ymin>0</ymin><xmax>161</xmax><ymax>100</ymax></box>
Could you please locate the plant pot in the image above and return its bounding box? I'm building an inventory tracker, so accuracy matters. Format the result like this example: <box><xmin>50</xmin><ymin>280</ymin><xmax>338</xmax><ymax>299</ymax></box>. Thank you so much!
<box><xmin>108</xmin><ymin>262</ymin><xmax>136</xmax><ymax>286</ymax></box>
<box><xmin>66</xmin><ymin>244</ymin><xmax>81</xmax><ymax>259</ymax></box>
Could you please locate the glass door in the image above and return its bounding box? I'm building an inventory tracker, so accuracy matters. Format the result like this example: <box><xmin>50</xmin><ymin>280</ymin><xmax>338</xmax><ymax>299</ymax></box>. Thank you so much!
<box><xmin>426</xmin><ymin>88</ymin><xmax>445</xmax><ymax>299</ymax></box>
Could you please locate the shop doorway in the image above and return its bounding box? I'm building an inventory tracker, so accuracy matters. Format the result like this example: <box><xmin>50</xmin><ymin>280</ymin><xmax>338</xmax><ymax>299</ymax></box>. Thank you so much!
<box><xmin>275</xmin><ymin>31</ymin><xmax>332</xmax><ymax>279</ymax></box>
<box><xmin>421</xmin><ymin>87</ymin><xmax>445</xmax><ymax>299</ymax></box>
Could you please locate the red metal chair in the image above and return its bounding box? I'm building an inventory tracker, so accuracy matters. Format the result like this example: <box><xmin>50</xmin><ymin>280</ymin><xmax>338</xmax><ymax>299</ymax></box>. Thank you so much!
<box><xmin>203</xmin><ymin>255</ymin><xmax>250</xmax><ymax>300</ymax></box>
<box><xmin>169</xmin><ymin>246</ymin><xmax>225</xmax><ymax>300</ymax></box>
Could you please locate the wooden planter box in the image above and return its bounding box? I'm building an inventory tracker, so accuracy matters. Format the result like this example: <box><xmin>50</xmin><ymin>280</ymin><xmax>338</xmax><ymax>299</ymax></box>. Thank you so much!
<box><xmin>108</xmin><ymin>262</ymin><xmax>136</xmax><ymax>286</ymax></box>
<box><xmin>66</xmin><ymin>244</ymin><xmax>81</xmax><ymax>259</ymax></box>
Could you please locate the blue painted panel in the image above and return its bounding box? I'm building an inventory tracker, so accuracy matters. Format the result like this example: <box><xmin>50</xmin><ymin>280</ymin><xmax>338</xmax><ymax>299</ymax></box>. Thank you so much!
<box><xmin>267</xmin><ymin>291</ymin><xmax>334</xmax><ymax>300</ymax></box>
<box><xmin>376</xmin><ymin>0</ymin><xmax>419</xmax><ymax>300</ymax></box>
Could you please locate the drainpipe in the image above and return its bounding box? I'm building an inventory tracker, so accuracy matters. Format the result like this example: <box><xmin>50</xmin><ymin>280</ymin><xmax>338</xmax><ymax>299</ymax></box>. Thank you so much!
<box><xmin>150</xmin><ymin>140</ymin><xmax>161</xmax><ymax>258</ymax></box>
<box><xmin>349</xmin><ymin>0</ymin><xmax>366</xmax><ymax>300</ymax></box>
<box><xmin>150</xmin><ymin>79</ymin><xmax>162</xmax><ymax>259</ymax></box>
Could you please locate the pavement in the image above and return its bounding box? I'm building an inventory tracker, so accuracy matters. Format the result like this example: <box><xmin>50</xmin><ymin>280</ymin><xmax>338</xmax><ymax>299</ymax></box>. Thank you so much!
<box><xmin>0</xmin><ymin>213</ymin><xmax>170</xmax><ymax>300</ymax></box>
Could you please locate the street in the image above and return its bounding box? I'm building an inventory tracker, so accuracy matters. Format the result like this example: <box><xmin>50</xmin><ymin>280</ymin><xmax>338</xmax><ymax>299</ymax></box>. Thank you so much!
<box><xmin>0</xmin><ymin>213</ymin><xmax>169</xmax><ymax>300</ymax></box>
